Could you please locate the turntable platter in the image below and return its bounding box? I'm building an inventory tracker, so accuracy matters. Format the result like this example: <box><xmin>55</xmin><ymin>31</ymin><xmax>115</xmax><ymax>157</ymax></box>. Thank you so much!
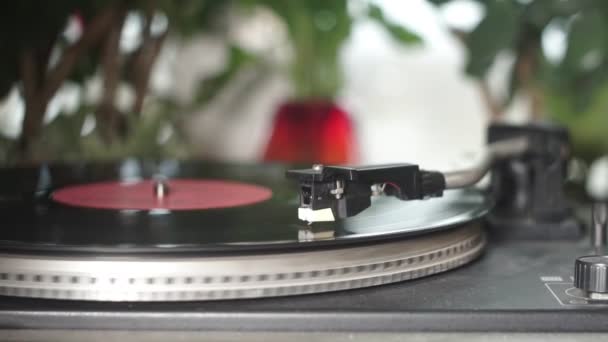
<box><xmin>0</xmin><ymin>161</ymin><xmax>488</xmax><ymax>301</ymax></box>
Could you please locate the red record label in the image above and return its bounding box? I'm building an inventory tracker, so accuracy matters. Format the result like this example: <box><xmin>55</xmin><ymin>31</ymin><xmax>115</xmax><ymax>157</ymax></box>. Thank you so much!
<box><xmin>52</xmin><ymin>179</ymin><xmax>273</xmax><ymax>210</ymax></box>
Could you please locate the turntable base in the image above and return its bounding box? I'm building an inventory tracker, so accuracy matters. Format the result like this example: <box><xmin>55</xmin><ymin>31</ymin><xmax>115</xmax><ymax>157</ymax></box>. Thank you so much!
<box><xmin>1</xmin><ymin>237</ymin><xmax>608</xmax><ymax>333</ymax></box>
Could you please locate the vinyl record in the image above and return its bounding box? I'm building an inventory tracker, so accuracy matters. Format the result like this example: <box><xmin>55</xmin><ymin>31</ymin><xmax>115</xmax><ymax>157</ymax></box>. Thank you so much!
<box><xmin>0</xmin><ymin>160</ymin><xmax>490</xmax><ymax>254</ymax></box>
<box><xmin>0</xmin><ymin>160</ymin><xmax>490</xmax><ymax>301</ymax></box>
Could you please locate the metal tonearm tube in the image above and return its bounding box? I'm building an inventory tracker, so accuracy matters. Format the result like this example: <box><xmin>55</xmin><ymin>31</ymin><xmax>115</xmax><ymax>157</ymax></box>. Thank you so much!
<box><xmin>443</xmin><ymin>137</ymin><xmax>530</xmax><ymax>189</ymax></box>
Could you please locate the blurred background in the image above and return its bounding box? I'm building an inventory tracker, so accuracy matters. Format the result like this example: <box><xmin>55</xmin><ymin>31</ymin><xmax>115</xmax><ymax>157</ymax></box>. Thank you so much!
<box><xmin>0</xmin><ymin>0</ymin><xmax>607</xmax><ymax>170</ymax></box>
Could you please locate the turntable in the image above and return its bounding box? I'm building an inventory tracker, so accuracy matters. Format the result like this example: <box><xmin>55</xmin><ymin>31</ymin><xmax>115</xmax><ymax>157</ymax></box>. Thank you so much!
<box><xmin>1</xmin><ymin>123</ymin><xmax>608</xmax><ymax>337</ymax></box>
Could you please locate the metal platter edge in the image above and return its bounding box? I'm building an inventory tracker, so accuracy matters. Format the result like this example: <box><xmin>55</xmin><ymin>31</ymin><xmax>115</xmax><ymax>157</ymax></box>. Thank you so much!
<box><xmin>0</xmin><ymin>223</ymin><xmax>485</xmax><ymax>302</ymax></box>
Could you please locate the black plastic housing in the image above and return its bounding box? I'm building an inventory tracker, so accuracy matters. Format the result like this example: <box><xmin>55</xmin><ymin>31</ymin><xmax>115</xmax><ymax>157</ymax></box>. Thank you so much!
<box><xmin>287</xmin><ymin>164</ymin><xmax>444</xmax><ymax>219</ymax></box>
<box><xmin>487</xmin><ymin>122</ymin><xmax>581</xmax><ymax>239</ymax></box>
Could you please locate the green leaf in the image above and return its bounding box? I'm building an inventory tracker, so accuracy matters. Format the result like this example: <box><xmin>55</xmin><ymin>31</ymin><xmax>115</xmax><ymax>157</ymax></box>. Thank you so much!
<box><xmin>547</xmin><ymin>82</ymin><xmax>608</xmax><ymax>160</ymax></box>
<box><xmin>249</xmin><ymin>0</ymin><xmax>353</xmax><ymax>98</ymax></box>
<box><xmin>367</xmin><ymin>4</ymin><xmax>421</xmax><ymax>44</ymax></box>
<box><xmin>465</xmin><ymin>0</ymin><xmax>520</xmax><ymax>77</ymax></box>
<box><xmin>161</xmin><ymin>0</ymin><xmax>232</xmax><ymax>37</ymax></box>
<box><xmin>193</xmin><ymin>45</ymin><xmax>256</xmax><ymax>106</ymax></box>
<box><xmin>563</xmin><ymin>11</ymin><xmax>607</xmax><ymax>72</ymax></box>
<box><xmin>426</xmin><ymin>0</ymin><xmax>454</xmax><ymax>7</ymax></box>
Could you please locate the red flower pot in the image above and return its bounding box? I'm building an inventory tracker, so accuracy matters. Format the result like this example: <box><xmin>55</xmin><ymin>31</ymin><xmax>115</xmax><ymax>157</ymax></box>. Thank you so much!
<box><xmin>263</xmin><ymin>100</ymin><xmax>357</xmax><ymax>164</ymax></box>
